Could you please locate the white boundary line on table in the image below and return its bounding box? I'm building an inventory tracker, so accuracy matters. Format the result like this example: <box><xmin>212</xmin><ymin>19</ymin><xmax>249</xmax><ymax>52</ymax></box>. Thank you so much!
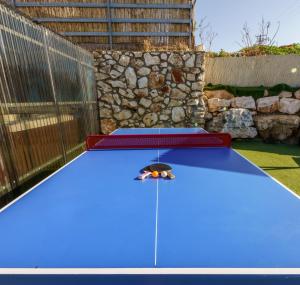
<box><xmin>1</xmin><ymin>268</ymin><xmax>300</xmax><ymax>275</ymax></box>
<box><xmin>232</xmin><ymin>150</ymin><xmax>300</xmax><ymax>200</ymax></box>
<box><xmin>0</xmin><ymin>152</ymin><xmax>87</xmax><ymax>214</ymax></box>
<box><xmin>154</xmin><ymin>129</ymin><xmax>161</xmax><ymax>266</ymax></box>
<box><xmin>2</xmin><ymin>128</ymin><xmax>299</xmax><ymax>274</ymax></box>
<box><xmin>201</xmin><ymin>126</ymin><xmax>300</xmax><ymax>200</ymax></box>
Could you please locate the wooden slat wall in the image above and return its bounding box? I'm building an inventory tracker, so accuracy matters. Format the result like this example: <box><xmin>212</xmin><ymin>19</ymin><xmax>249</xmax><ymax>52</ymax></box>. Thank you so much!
<box><xmin>15</xmin><ymin>0</ymin><xmax>195</xmax><ymax>50</ymax></box>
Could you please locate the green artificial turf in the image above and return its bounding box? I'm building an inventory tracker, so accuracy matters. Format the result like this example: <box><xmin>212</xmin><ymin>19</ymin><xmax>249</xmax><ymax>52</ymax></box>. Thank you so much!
<box><xmin>233</xmin><ymin>139</ymin><xmax>300</xmax><ymax>195</ymax></box>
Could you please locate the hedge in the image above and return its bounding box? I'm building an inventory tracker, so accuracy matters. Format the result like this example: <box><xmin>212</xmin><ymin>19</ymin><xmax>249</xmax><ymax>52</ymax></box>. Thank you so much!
<box><xmin>204</xmin><ymin>84</ymin><xmax>299</xmax><ymax>100</ymax></box>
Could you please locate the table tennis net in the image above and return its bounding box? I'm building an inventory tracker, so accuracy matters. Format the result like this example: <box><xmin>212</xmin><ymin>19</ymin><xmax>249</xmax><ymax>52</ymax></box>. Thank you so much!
<box><xmin>86</xmin><ymin>133</ymin><xmax>231</xmax><ymax>150</ymax></box>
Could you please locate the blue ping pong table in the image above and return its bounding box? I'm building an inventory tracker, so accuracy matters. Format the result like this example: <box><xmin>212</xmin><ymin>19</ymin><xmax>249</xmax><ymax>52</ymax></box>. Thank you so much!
<box><xmin>1</xmin><ymin>127</ymin><xmax>300</xmax><ymax>285</ymax></box>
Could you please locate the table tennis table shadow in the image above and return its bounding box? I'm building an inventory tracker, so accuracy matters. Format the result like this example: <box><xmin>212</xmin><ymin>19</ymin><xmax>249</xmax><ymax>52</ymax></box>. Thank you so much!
<box><xmin>1</xmin><ymin>128</ymin><xmax>300</xmax><ymax>285</ymax></box>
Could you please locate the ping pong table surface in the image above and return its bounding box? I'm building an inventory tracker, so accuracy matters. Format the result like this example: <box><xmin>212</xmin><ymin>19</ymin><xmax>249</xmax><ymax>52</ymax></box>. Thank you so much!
<box><xmin>1</xmin><ymin>127</ymin><xmax>300</xmax><ymax>285</ymax></box>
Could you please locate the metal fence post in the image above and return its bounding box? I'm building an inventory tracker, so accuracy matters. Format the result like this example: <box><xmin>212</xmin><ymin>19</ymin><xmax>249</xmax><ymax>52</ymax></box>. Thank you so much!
<box><xmin>43</xmin><ymin>31</ymin><xmax>67</xmax><ymax>164</ymax></box>
<box><xmin>107</xmin><ymin>0</ymin><xmax>113</xmax><ymax>49</ymax></box>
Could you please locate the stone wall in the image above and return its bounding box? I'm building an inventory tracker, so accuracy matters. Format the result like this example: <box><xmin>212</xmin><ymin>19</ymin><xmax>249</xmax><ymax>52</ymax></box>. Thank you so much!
<box><xmin>206</xmin><ymin>55</ymin><xmax>300</xmax><ymax>87</ymax></box>
<box><xmin>204</xmin><ymin>90</ymin><xmax>300</xmax><ymax>143</ymax></box>
<box><xmin>93</xmin><ymin>50</ymin><xmax>205</xmax><ymax>133</ymax></box>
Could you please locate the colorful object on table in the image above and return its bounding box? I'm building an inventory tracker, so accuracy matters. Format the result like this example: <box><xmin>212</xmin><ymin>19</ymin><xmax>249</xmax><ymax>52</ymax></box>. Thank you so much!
<box><xmin>138</xmin><ymin>163</ymin><xmax>175</xmax><ymax>180</ymax></box>
<box><xmin>151</xmin><ymin>171</ymin><xmax>159</xmax><ymax>178</ymax></box>
<box><xmin>138</xmin><ymin>171</ymin><xmax>152</xmax><ymax>180</ymax></box>
<box><xmin>161</xmin><ymin>171</ymin><xmax>168</xmax><ymax>178</ymax></box>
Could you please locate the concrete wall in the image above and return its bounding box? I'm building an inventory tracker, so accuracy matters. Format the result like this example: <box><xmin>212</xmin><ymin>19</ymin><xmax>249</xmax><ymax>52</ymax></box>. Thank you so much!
<box><xmin>205</xmin><ymin>55</ymin><xmax>300</xmax><ymax>87</ymax></box>
<box><xmin>94</xmin><ymin>50</ymin><xmax>206</xmax><ymax>133</ymax></box>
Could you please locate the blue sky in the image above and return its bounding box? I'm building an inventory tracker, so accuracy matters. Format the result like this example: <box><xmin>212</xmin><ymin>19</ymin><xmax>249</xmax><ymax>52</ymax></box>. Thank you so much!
<box><xmin>194</xmin><ymin>0</ymin><xmax>300</xmax><ymax>51</ymax></box>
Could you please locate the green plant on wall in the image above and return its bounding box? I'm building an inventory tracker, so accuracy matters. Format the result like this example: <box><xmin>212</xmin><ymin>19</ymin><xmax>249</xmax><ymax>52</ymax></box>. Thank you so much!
<box><xmin>207</xmin><ymin>44</ymin><xmax>300</xmax><ymax>58</ymax></box>
<box><xmin>204</xmin><ymin>83</ymin><xmax>299</xmax><ymax>100</ymax></box>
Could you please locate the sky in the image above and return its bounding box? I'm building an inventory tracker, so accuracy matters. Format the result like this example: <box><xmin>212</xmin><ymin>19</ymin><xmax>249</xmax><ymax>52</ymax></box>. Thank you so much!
<box><xmin>194</xmin><ymin>0</ymin><xmax>300</xmax><ymax>51</ymax></box>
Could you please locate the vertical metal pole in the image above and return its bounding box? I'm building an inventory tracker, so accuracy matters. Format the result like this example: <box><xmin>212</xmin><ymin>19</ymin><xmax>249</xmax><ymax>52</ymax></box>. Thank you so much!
<box><xmin>107</xmin><ymin>0</ymin><xmax>113</xmax><ymax>50</ymax></box>
<box><xmin>189</xmin><ymin>0</ymin><xmax>195</xmax><ymax>48</ymax></box>
<box><xmin>0</xmin><ymin>11</ymin><xmax>18</xmax><ymax>192</ymax></box>
<box><xmin>43</xmin><ymin>31</ymin><xmax>67</xmax><ymax>164</ymax></box>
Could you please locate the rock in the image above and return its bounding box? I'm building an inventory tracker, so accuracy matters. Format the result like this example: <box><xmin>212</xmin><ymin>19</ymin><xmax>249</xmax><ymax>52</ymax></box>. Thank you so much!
<box><xmin>110</xmin><ymin>69</ymin><xmax>122</xmax><ymax>79</ymax></box>
<box><xmin>207</xmin><ymin>98</ymin><xmax>231</xmax><ymax>112</ymax></box>
<box><xmin>131</xmin><ymin>59</ymin><xmax>144</xmax><ymax>69</ymax></box>
<box><xmin>107</xmin><ymin>60</ymin><xmax>116</xmax><ymax>65</ymax></box>
<box><xmin>231</xmin><ymin>96</ymin><xmax>256</xmax><ymax>110</ymax></box>
<box><xmin>149</xmin><ymin>72</ymin><xmax>165</xmax><ymax>89</ymax></box>
<box><xmin>205</xmin><ymin>90</ymin><xmax>234</xmax><ymax>100</ymax></box>
<box><xmin>187</xmin><ymin>74</ymin><xmax>196</xmax><ymax>81</ymax></box>
<box><xmin>171</xmin><ymin>68</ymin><xmax>184</xmax><ymax>83</ymax></box>
<box><xmin>189</xmin><ymin>68</ymin><xmax>201</xmax><ymax>74</ymax></box>
<box><xmin>114</xmin><ymin>65</ymin><xmax>125</xmax><ymax>73</ymax></box>
<box><xmin>152</xmin><ymin>65</ymin><xmax>160</xmax><ymax>72</ymax></box>
<box><xmin>134</xmin><ymin>88</ymin><xmax>148</xmax><ymax>98</ymax></box>
<box><xmin>113</xmin><ymin>94</ymin><xmax>121</xmax><ymax>105</ymax></box>
<box><xmin>191</xmin><ymin>82</ymin><xmax>203</xmax><ymax>91</ymax></box>
<box><xmin>257</xmin><ymin>96</ymin><xmax>279</xmax><ymax>113</ymax></box>
<box><xmin>178</xmin><ymin>84</ymin><xmax>191</xmax><ymax>93</ymax></box>
<box><xmin>138</xmin><ymin>77</ymin><xmax>148</xmax><ymax>89</ymax></box>
<box><xmin>295</xmin><ymin>90</ymin><xmax>300</xmax><ymax>99</ymax></box>
<box><xmin>169</xmin><ymin>100</ymin><xmax>183</xmax><ymax>107</ymax></box>
<box><xmin>160</xmin><ymin>115</ymin><xmax>169</xmax><ymax>121</ymax></box>
<box><xmin>108</xmin><ymin>80</ymin><xmax>126</xmax><ymax>88</ymax></box>
<box><xmin>172</xmin><ymin>107</ymin><xmax>185</xmax><ymax>122</ymax></box>
<box><xmin>122</xmin><ymin>99</ymin><xmax>138</xmax><ymax>109</ymax></box>
<box><xmin>170</xmin><ymin>88</ymin><xmax>187</xmax><ymax>100</ymax></box>
<box><xmin>279</xmin><ymin>98</ymin><xmax>300</xmax><ymax>114</ymax></box>
<box><xmin>254</xmin><ymin>115</ymin><xmax>300</xmax><ymax>142</ymax></box>
<box><xmin>144</xmin><ymin>53</ymin><xmax>160</xmax><ymax>66</ymax></box>
<box><xmin>95</xmin><ymin>73</ymin><xmax>109</xmax><ymax>81</ymax></box>
<box><xmin>160</xmin><ymin>85</ymin><xmax>171</xmax><ymax>95</ymax></box>
<box><xmin>137</xmin><ymin>67</ymin><xmax>151</xmax><ymax>76</ymax></box>
<box><xmin>187</xmin><ymin>99</ymin><xmax>199</xmax><ymax>106</ymax></box>
<box><xmin>150</xmin><ymin>103</ymin><xmax>163</xmax><ymax>113</ymax></box>
<box><xmin>125</xmin><ymin>67</ymin><xmax>137</xmax><ymax>89</ymax></box>
<box><xmin>164</xmin><ymin>98</ymin><xmax>170</xmax><ymax>105</ymax></box>
<box><xmin>191</xmin><ymin>91</ymin><xmax>201</xmax><ymax>98</ymax></box>
<box><xmin>185</xmin><ymin>54</ymin><xmax>195</xmax><ymax>67</ymax></box>
<box><xmin>143</xmin><ymin>113</ymin><xmax>158</xmax><ymax>127</ymax></box>
<box><xmin>150</xmin><ymin>89</ymin><xmax>158</xmax><ymax>97</ymax></box>
<box><xmin>97</xmin><ymin>81</ymin><xmax>112</xmax><ymax>92</ymax></box>
<box><xmin>161</xmin><ymin>53</ymin><xmax>168</xmax><ymax>61</ymax></box>
<box><xmin>138</xmin><ymin>108</ymin><xmax>145</xmax><ymax>116</ymax></box>
<box><xmin>101</xmin><ymin>94</ymin><xmax>114</xmax><ymax>104</ymax></box>
<box><xmin>139</xmin><ymin>98</ymin><xmax>152</xmax><ymax>108</ymax></box>
<box><xmin>112</xmin><ymin>105</ymin><xmax>120</xmax><ymax>113</ymax></box>
<box><xmin>133</xmin><ymin>52</ymin><xmax>143</xmax><ymax>58</ymax></box>
<box><xmin>205</xmin><ymin>113</ymin><xmax>224</xmax><ymax>132</ymax></box>
<box><xmin>153</xmin><ymin>96</ymin><xmax>164</xmax><ymax>103</ymax></box>
<box><xmin>168</xmin><ymin>53</ymin><xmax>183</xmax><ymax>67</ymax></box>
<box><xmin>119</xmin><ymin>55</ymin><xmax>130</xmax><ymax>66</ymax></box>
<box><xmin>101</xmin><ymin>119</ymin><xmax>117</xmax><ymax>134</ymax></box>
<box><xmin>100</xmin><ymin>108</ymin><xmax>112</xmax><ymax>118</ymax></box>
<box><xmin>195</xmin><ymin>54</ymin><xmax>203</xmax><ymax>67</ymax></box>
<box><xmin>223</xmin><ymin>126</ymin><xmax>258</xmax><ymax>139</ymax></box>
<box><xmin>112</xmin><ymin>52</ymin><xmax>120</xmax><ymax>61</ymax></box>
<box><xmin>113</xmin><ymin>110</ymin><xmax>132</xmax><ymax>121</ymax></box>
<box><xmin>119</xmin><ymin>120</ymin><xmax>129</xmax><ymax>127</ymax></box>
<box><xmin>279</xmin><ymin>91</ymin><xmax>293</xmax><ymax>98</ymax></box>
<box><xmin>119</xmin><ymin>88</ymin><xmax>134</xmax><ymax>99</ymax></box>
<box><xmin>223</xmin><ymin>108</ymin><xmax>254</xmax><ymax>128</ymax></box>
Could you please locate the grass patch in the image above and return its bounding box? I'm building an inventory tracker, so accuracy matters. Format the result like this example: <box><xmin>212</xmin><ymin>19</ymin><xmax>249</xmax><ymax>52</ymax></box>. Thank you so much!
<box><xmin>233</xmin><ymin>139</ymin><xmax>300</xmax><ymax>195</ymax></box>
